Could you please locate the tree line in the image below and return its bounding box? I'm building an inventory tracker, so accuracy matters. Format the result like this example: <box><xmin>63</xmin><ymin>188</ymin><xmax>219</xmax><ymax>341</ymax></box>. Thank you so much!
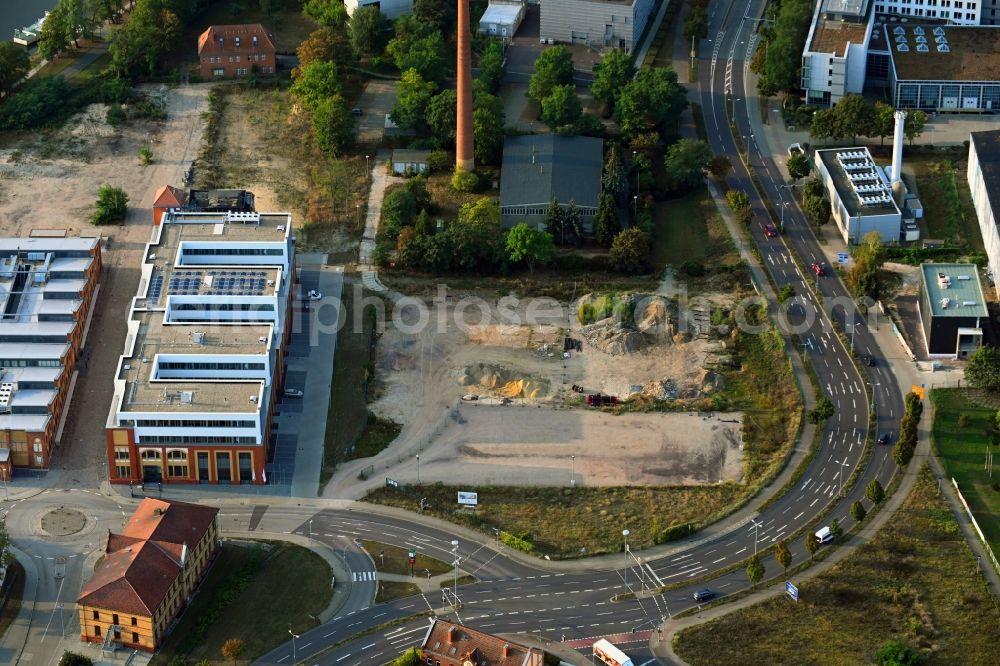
<box><xmin>810</xmin><ymin>94</ymin><xmax>927</xmax><ymax>145</ymax></box>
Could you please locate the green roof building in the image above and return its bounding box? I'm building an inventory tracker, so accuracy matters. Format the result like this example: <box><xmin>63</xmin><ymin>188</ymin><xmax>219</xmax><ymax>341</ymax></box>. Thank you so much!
<box><xmin>918</xmin><ymin>263</ymin><xmax>988</xmax><ymax>359</ymax></box>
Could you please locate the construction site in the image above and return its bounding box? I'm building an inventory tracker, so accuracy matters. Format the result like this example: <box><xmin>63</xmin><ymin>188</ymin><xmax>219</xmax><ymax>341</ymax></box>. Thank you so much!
<box><xmin>344</xmin><ymin>291</ymin><xmax>749</xmax><ymax>492</ymax></box>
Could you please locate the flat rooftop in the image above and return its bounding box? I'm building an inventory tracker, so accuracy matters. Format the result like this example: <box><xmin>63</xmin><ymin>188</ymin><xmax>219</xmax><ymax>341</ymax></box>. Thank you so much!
<box><xmin>887</xmin><ymin>25</ymin><xmax>1000</xmax><ymax>82</ymax></box>
<box><xmin>971</xmin><ymin>130</ymin><xmax>1000</xmax><ymax>223</ymax></box>
<box><xmin>922</xmin><ymin>264</ymin><xmax>988</xmax><ymax>318</ymax></box>
<box><xmin>809</xmin><ymin>19</ymin><xmax>869</xmax><ymax>56</ymax></box>
<box><xmin>817</xmin><ymin>147</ymin><xmax>900</xmax><ymax>218</ymax></box>
<box><xmin>822</xmin><ymin>0</ymin><xmax>868</xmax><ymax>17</ymax></box>
<box><xmin>141</xmin><ymin>267</ymin><xmax>280</xmax><ymax>307</ymax></box>
<box><xmin>119</xmin><ymin>311</ymin><xmax>270</xmax><ymax>414</ymax></box>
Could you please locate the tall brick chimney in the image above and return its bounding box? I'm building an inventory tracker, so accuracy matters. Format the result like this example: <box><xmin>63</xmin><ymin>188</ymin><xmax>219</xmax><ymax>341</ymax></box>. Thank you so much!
<box><xmin>455</xmin><ymin>0</ymin><xmax>474</xmax><ymax>172</ymax></box>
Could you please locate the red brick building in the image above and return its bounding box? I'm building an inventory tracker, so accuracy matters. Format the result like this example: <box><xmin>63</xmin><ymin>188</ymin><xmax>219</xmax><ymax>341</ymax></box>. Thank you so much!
<box><xmin>420</xmin><ymin>619</ymin><xmax>546</xmax><ymax>666</ymax></box>
<box><xmin>197</xmin><ymin>24</ymin><xmax>276</xmax><ymax>80</ymax></box>
<box><xmin>77</xmin><ymin>499</ymin><xmax>220</xmax><ymax>652</ymax></box>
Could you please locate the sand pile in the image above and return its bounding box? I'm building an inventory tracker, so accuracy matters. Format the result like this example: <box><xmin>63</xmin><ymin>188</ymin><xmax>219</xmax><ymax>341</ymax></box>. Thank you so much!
<box><xmin>454</xmin><ymin>363</ymin><xmax>549</xmax><ymax>398</ymax></box>
<box><xmin>580</xmin><ymin>321</ymin><xmax>646</xmax><ymax>355</ymax></box>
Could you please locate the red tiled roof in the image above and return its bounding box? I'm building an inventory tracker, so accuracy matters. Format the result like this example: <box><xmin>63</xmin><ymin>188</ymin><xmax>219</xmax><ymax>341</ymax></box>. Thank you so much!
<box><xmin>421</xmin><ymin>619</ymin><xmax>545</xmax><ymax>666</ymax></box>
<box><xmin>77</xmin><ymin>540</ymin><xmax>181</xmax><ymax>616</ymax></box>
<box><xmin>153</xmin><ymin>185</ymin><xmax>186</xmax><ymax>208</ymax></box>
<box><xmin>76</xmin><ymin>499</ymin><xmax>218</xmax><ymax>616</ymax></box>
<box><xmin>198</xmin><ymin>24</ymin><xmax>276</xmax><ymax>56</ymax></box>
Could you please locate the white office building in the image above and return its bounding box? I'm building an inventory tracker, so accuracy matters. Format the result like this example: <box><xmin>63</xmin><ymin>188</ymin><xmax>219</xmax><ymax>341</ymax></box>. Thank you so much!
<box><xmin>801</xmin><ymin>0</ymin><xmax>875</xmax><ymax>105</ymax></box>
<box><xmin>814</xmin><ymin>147</ymin><xmax>903</xmax><ymax>245</ymax></box>
<box><xmin>968</xmin><ymin>130</ymin><xmax>1000</xmax><ymax>294</ymax></box>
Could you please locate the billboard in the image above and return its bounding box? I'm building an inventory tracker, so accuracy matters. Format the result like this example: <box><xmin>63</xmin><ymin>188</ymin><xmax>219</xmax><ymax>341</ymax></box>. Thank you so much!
<box><xmin>457</xmin><ymin>491</ymin><xmax>478</xmax><ymax>506</ymax></box>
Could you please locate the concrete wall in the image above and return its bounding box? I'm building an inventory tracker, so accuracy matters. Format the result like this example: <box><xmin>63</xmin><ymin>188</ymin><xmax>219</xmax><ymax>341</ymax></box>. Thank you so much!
<box><xmin>539</xmin><ymin>0</ymin><xmax>653</xmax><ymax>53</ymax></box>
<box><xmin>968</xmin><ymin>139</ymin><xmax>1000</xmax><ymax>295</ymax></box>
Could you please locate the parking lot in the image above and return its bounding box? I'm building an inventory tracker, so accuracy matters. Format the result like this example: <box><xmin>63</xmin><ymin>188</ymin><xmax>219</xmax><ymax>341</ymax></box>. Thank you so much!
<box><xmin>354</xmin><ymin>80</ymin><xmax>397</xmax><ymax>144</ymax></box>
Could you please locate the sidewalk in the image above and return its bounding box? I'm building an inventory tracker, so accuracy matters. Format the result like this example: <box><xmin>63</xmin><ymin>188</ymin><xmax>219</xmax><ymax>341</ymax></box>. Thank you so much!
<box><xmin>0</xmin><ymin>547</ymin><xmax>38</xmax><ymax>666</ymax></box>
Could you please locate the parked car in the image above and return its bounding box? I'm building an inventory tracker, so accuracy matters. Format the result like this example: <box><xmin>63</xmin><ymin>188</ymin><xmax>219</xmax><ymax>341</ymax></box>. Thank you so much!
<box><xmin>788</xmin><ymin>142</ymin><xmax>804</xmax><ymax>157</ymax></box>
<box><xmin>877</xmin><ymin>433</ymin><xmax>890</xmax><ymax>445</ymax></box>
<box><xmin>283</xmin><ymin>388</ymin><xmax>303</xmax><ymax>398</ymax></box>
<box><xmin>693</xmin><ymin>589</ymin><xmax>716</xmax><ymax>602</ymax></box>
<box><xmin>304</xmin><ymin>289</ymin><xmax>322</xmax><ymax>300</ymax></box>
<box><xmin>764</xmin><ymin>224</ymin><xmax>778</xmax><ymax>238</ymax></box>
<box><xmin>815</xmin><ymin>526</ymin><xmax>834</xmax><ymax>544</ymax></box>
<box><xmin>811</xmin><ymin>262</ymin><xmax>826</xmax><ymax>277</ymax></box>
<box><xmin>351</xmin><ymin>107</ymin><xmax>364</xmax><ymax>116</ymax></box>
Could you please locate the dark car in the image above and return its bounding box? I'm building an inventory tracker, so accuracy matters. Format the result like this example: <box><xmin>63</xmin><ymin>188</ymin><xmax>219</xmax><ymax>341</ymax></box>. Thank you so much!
<box><xmin>877</xmin><ymin>433</ymin><xmax>890</xmax><ymax>445</ymax></box>
<box><xmin>811</xmin><ymin>262</ymin><xmax>826</xmax><ymax>277</ymax></box>
<box><xmin>864</xmin><ymin>355</ymin><xmax>876</xmax><ymax>367</ymax></box>
<box><xmin>351</xmin><ymin>107</ymin><xmax>364</xmax><ymax>116</ymax></box>
<box><xmin>764</xmin><ymin>224</ymin><xmax>778</xmax><ymax>238</ymax></box>
<box><xmin>693</xmin><ymin>589</ymin><xmax>716</xmax><ymax>602</ymax></box>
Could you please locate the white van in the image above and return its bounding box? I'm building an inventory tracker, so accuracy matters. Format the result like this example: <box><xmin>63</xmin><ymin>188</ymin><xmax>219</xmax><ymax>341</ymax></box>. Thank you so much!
<box><xmin>815</xmin><ymin>526</ymin><xmax>833</xmax><ymax>544</ymax></box>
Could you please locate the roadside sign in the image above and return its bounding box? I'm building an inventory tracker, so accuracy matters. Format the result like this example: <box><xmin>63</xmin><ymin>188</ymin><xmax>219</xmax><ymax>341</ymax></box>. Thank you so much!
<box><xmin>386</xmin><ymin>478</ymin><xmax>399</xmax><ymax>488</ymax></box>
<box><xmin>911</xmin><ymin>385</ymin><xmax>926</xmax><ymax>400</ymax></box>
<box><xmin>408</xmin><ymin>549</ymin><xmax>416</xmax><ymax>564</ymax></box>
<box><xmin>837</xmin><ymin>252</ymin><xmax>850</xmax><ymax>264</ymax></box>
<box><xmin>786</xmin><ymin>581</ymin><xmax>799</xmax><ymax>602</ymax></box>
<box><xmin>457</xmin><ymin>491</ymin><xmax>478</xmax><ymax>506</ymax></box>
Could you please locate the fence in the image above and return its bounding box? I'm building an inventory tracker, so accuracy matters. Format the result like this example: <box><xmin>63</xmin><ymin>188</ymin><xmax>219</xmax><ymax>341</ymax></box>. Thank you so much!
<box><xmin>951</xmin><ymin>477</ymin><xmax>1000</xmax><ymax>576</ymax></box>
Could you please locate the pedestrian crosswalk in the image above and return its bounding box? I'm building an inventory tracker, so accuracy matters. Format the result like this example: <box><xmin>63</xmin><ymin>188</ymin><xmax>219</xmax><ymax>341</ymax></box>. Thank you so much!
<box><xmin>353</xmin><ymin>571</ymin><xmax>377</xmax><ymax>582</ymax></box>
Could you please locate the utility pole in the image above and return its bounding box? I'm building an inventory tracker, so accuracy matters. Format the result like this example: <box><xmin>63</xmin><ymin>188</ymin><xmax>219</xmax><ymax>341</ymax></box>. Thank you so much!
<box><xmin>288</xmin><ymin>625</ymin><xmax>299</xmax><ymax>663</ymax></box>
<box><xmin>623</xmin><ymin>529</ymin><xmax>630</xmax><ymax>590</ymax></box>
<box><xmin>451</xmin><ymin>540</ymin><xmax>460</xmax><ymax>609</ymax></box>
<box><xmin>750</xmin><ymin>518</ymin><xmax>762</xmax><ymax>556</ymax></box>
<box><xmin>416</xmin><ymin>454</ymin><xmax>420</xmax><ymax>485</ymax></box>
<box><xmin>833</xmin><ymin>457</ymin><xmax>851</xmax><ymax>496</ymax></box>
<box><xmin>570</xmin><ymin>455</ymin><xmax>575</xmax><ymax>486</ymax></box>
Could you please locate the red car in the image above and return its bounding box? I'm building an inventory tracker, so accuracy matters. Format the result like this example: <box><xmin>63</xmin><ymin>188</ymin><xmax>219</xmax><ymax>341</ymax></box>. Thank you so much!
<box><xmin>811</xmin><ymin>262</ymin><xmax>826</xmax><ymax>277</ymax></box>
<box><xmin>764</xmin><ymin>224</ymin><xmax>778</xmax><ymax>238</ymax></box>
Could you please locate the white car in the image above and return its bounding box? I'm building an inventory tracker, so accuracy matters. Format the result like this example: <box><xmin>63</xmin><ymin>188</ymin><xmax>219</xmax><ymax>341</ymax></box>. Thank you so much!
<box><xmin>283</xmin><ymin>388</ymin><xmax>303</xmax><ymax>398</ymax></box>
<box><xmin>305</xmin><ymin>289</ymin><xmax>322</xmax><ymax>301</ymax></box>
<box><xmin>788</xmin><ymin>142</ymin><xmax>804</xmax><ymax>157</ymax></box>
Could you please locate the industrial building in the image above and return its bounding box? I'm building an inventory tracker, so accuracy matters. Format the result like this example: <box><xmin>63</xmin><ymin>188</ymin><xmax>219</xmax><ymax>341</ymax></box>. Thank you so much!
<box><xmin>540</xmin><ymin>0</ymin><xmax>654</xmax><ymax>53</ymax></box>
<box><xmin>105</xmin><ymin>209</ymin><xmax>295</xmax><ymax>486</ymax></box>
<box><xmin>0</xmin><ymin>234</ymin><xmax>102</xmax><ymax>478</ymax></box>
<box><xmin>918</xmin><ymin>263</ymin><xmax>988</xmax><ymax>358</ymax></box>
<box><xmin>479</xmin><ymin>1</ymin><xmax>526</xmax><ymax>41</ymax></box>
<box><xmin>801</xmin><ymin>0</ymin><xmax>875</xmax><ymax>106</ymax></box>
<box><xmin>77</xmin><ymin>498</ymin><xmax>220</xmax><ymax>653</ymax></box>
<box><xmin>968</xmin><ymin>129</ymin><xmax>1000</xmax><ymax>294</ymax></box>
<box><xmin>499</xmin><ymin>135</ymin><xmax>604</xmax><ymax>232</ymax></box>
<box><xmin>813</xmin><ymin>146</ymin><xmax>903</xmax><ymax>244</ymax></box>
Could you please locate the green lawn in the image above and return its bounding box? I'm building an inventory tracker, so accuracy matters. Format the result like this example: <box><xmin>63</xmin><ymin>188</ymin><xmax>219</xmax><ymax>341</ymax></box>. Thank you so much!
<box><xmin>910</xmin><ymin>157</ymin><xmax>983</xmax><ymax>252</ymax></box>
<box><xmin>930</xmin><ymin>388</ymin><xmax>1000</xmax><ymax>554</ymax></box>
<box><xmin>150</xmin><ymin>541</ymin><xmax>332</xmax><ymax>665</ymax></box>
<box><xmin>676</xmin><ymin>466</ymin><xmax>1000</xmax><ymax>665</ymax></box>
<box><xmin>651</xmin><ymin>189</ymin><xmax>740</xmax><ymax>275</ymax></box>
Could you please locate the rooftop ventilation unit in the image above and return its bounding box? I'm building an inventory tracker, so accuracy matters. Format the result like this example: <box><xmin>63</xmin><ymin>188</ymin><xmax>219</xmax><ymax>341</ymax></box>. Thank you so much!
<box><xmin>915</xmin><ymin>35</ymin><xmax>927</xmax><ymax>44</ymax></box>
<box><xmin>933</xmin><ymin>26</ymin><xmax>946</xmax><ymax>35</ymax></box>
<box><xmin>914</xmin><ymin>26</ymin><xmax>925</xmax><ymax>35</ymax></box>
<box><xmin>963</xmin><ymin>301</ymin><xmax>978</xmax><ymax>306</ymax></box>
<box><xmin>179</xmin><ymin>391</ymin><xmax>193</xmax><ymax>404</ymax></box>
<box><xmin>0</xmin><ymin>382</ymin><xmax>14</xmax><ymax>410</ymax></box>
<box><xmin>898</xmin><ymin>43</ymin><xmax>910</xmax><ymax>52</ymax></box>
<box><xmin>916</xmin><ymin>44</ymin><xmax>929</xmax><ymax>52</ymax></box>
<box><xmin>957</xmin><ymin>275</ymin><xmax>971</xmax><ymax>281</ymax></box>
<box><xmin>895</xmin><ymin>34</ymin><xmax>908</xmax><ymax>43</ymax></box>
<box><xmin>894</xmin><ymin>25</ymin><xmax>906</xmax><ymax>33</ymax></box>
<box><xmin>935</xmin><ymin>35</ymin><xmax>947</xmax><ymax>44</ymax></box>
<box><xmin>938</xmin><ymin>44</ymin><xmax>950</xmax><ymax>52</ymax></box>
<box><xmin>940</xmin><ymin>298</ymin><xmax>951</xmax><ymax>308</ymax></box>
<box><xmin>192</xmin><ymin>331</ymin><xmax>206</xmax><ymax>344</ymax></box>
<box><xmin>938</xmin><ymin>273</ymin><xmax>951</xmax><ymax>288</ymax></box>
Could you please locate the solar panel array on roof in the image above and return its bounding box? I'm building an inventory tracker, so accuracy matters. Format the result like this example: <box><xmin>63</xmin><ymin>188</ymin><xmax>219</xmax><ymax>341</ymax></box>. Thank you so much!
<box><xmin>205</xmin><ymin>270</ymin><xmax>267</xmax><ymax>296</ymax></box>
<box><xmin>148</xmin><ymin>275</ymin><xmax>164</xmax><ymax>302</ymax></box>
<box><xmin>168</xmin><ymin>271</ymin><xmax>204</xmax><ymax>295</ymax></box>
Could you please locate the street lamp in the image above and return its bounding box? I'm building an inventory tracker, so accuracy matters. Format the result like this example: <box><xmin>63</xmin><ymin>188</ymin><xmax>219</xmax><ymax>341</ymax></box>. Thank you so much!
<box><xmin>750</xmin><ymin>518</ymin><xmax>762</xmax><ymax>555</ymax></box>
<box><xmin>365</xmin><ymin>154</ymin><xmax>370</xmax><ymax>178</ymax></box>
<box><xmin>451</xmin><ymin>540</ymin><xmax>460</xmax><ymax>605</ymax></box>
<box><xmin>622</xmin><ymin>529</ymin><xmax>631</xmax><ymax>590</ymax></box>
<box><xmin>833</xmin><ymin>457</ymin><xmax>851</xmax><ymax>496</ymax></box>
<box><xmin>288</xmin><ymin>625</ymin><xmax>299</xmax><ymax>662</ymax></box>
<box><xmin>632</xmin><ymin>150</ymin><xmax>639</xmax><ymax>196</ymax></box>
<box><xmin>570</xmin><ymin>455</ymin><xmax>575</xmax><ymax>486</ymax></box>
<box><xmin>355</xmin><ymin>203</ymin><xmax>361</xmax><ymax>227</ymax></box>
<box><xmin>633</xmin><ymin>194</ymin><xmax>638</xmax><ymax>220</ymax></box>
<box><xmin>416</xmin><ymin>454</ymin><xmax>420</xmax><ymax>485</ymax></box>
<box><xmin>871</xmin><ymin>382</ymin><xmax>880</xmax><ymax>421</ymax></box>
<box><xmin>308</xmin><ymin>519</ymin><xmax>313</xmax><ymax>539</ymax></box>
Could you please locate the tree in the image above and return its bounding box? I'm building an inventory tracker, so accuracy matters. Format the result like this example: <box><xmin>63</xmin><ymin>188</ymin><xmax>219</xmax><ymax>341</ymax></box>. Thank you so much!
<box><xmin>349</xmin><ymin>5</ymin><xmax>389</xmax><ymax>58</ymax></box>
<box><xmin>807</xmin><ymin>395</ymin><xmax>835</xmax><ymax>424</ymax></box>
<box><xmin>540</xmin><ymin>84</ymin><xmax>582</xmax><ymax>129</ymax></box>
<box><xmin>290</xmin><ymin>61</ymin><xmax>342</xmax><ymax>114</ymax></box>
<box><xmin>866</xmin><ymin>478</ymin><xmax>885</xmax><ymax>505</ymax></box>
<box><xmin>528</xmin><ymin>46</ymin><xmax>574</xmax><ymax>102</ymax></box>
<box><xmin>303</xmin><ymin>0</ymin><xmax>349</xmax><ymax>29</ymax></box>
<box><xmin>830</xmin><ymin>517</ymin><xmax>843</xmax><ymax>541</ymax></box>
<box><xmin>595</xmin><ymin>193</ymin><xmax>620</xmax><ymax>248</ymax></box>
<box><xmin>872</xmin><ymin>101</ymin><xmax>895</xmax><ymax>146</ymax></box>
<box><xmin>787</xmin><ymin>152</ymin><xmax>810</xmax><ymax>181</ymax></box>
<box><xmin>107</xmin><ymin>0</ymin><xmax>180</xmax><ymax>79</ymax></box>
<box><xmin>414</xmin><ymin>209</ymin><xmax>433</xmax><ymax>236</ymax></box>
<box><xmin>91</xmin><ymin>183</ymin><xmax>128</xmax><ymax>225</ymax></box>
<box><xmin>392</xmin><ymin>648</ymin><xmax>423</xmax><ymax>666</ymax></box>
<box><xmin>805</xmin><ymin>529</ymin><xmax>820</xmax><ymax>559</ymax></box>
<box><xmin>602</xmin><ymin>145</ymin><xmax>626</xmax><ymax>198</ymax></box>
<box><xmin>478</xmin><ymin>42</ymin><xmax>505</xmax><ymax>94</ymax></box>
<box><xmin>390</xmin><ymin>69</ymin><xmax>437</xmax><ymax>133</ymax></box>
<box><xmin>833</xmin><ymin>94</ymin><xmax>873</xmax><ymax>144</ymax></box>
<box><xmin>473</xmin><ymin>104</ymin><xmax>504</xmax><ymax>165</ymax></box>
<box><xmin>775</xmin><ymin>539</ymin><xmax>792</xmax><ymax>574</ymax></box>
<box><xmin>58</xmin><ymin>653</ymin><xmax>94</xmax><ymax>666</ymax></box>
<box><xmin>615</xmin><ymin>67</ymin><xmax>688</xmax><ymax>138</ymax></box>
<box><xmin>451</xmin><ymin>167</ymin><xmax>478</xmax><ymax>192</ymax></box>
<box><xmin>221</xmin><ymin>638</ymin><xmax>245</xmax><ymax>664</ymax></box>
<box><xmin>610</xmin><ymin>228</ymin><xmax>651</xmax><ymax>274</ymax></box>
<box><xmin>726</xmin><ymin>190</ymin><xmax>750</xmax><ymax>212</ymax></box>
<box><xmin>0</xmin><ymin>77</ymin><xmax>71</xmax><ymax>131</ymax></box>
<box><xmin>965</xmin><ymin>345</ymin><xmax>1000</xmax><ymax>392</ymax></box>
<box><xmin>86</xmin><ymin>0</ymin><xmax>126</xmax><ymax>25</ymax></box>
<box><xmin>893</xmin><ymin>440</ymin><xmax>915</xmax><ymax>467</ymax></box>
<box><xmin>850</xmin><ymin>500</ymin><xmax>867</xmax><ymax>523</ymax></box>
<box><xmin>803</xmin><ymin>192</ymin><xmax>831</xmax><ymax>227</ymax></box>
<box><xmin>873</xmin><ymin>639</ymin><xmax>922</xmax><ymax>666</ymax></box>
<box><xmin>809</xmin><ymin>107</ymin><xmax>840</xmax><ymax>142</ymax></box>
<box><xmin>708</xmin><ymin>154</ymin><xmax>732</xmax><ymax>180</ymax></box>
<box><xmin>0</xmin><ymin>43</ymin><xmax>30</xmax><ymax>98</ymax></box>
<box><xmin>904</xmin><ymin>110</ymin><xmax>927</xmax><ymax>145</ymax></box>
<box><xmin>759</xmin><ymin>0</ymin><xmax>813</xmax><ymax>93</ymax></box>
<box><xmin>387</xmin><ymin>30</ymin><xmax>448</xmax><ymax>83</ymax></box>
<box><xmin>591</xmin><ymin>49</ymin><xmax>632</xmax><ymax>108</ymax></box>
<box><xmin>413</xmin><ymin>0</ymin><xmax>456</xmax><ymax>34</ymax></box>
<box><xmin>451</xmin><ymin>198</ymin><xmax>504</xmax><ymax>270</ymax></box>
<box><xmin>39</xmin><ymin>0</ymin><xmax>73</xmax><ymax>60</ymax></box>
<box><xmin>665</xmin><ymin>139</ymin><xmax>712</xmax><ymax>187</ymax></box>
<box><xmin>311</xmin><ymin>95</ymin><xmax>353</xmax><ymax>157</ymax></box>
<box><xmin>746</xmin><ymin>553</ymin><xmax>765</xmax><ymax>587</ymax></box>
<box><xmin>847</xmin><ymin>231</ymin><xmax>886</xmax><ymax>300</ymax></box>
<box><xmin>426</xmin><ymin>89</ymin><xmax>457</xmax><ymax>145</ymax></box>
<box><xmin>506</xmin><ymin>223</ymin><xmax>555</xmax><ymax>273</ymax></box>
<box><xmin>296</xmin><ymin>27</ymin><xmax>353</xmax><ymax>73</ymax></box>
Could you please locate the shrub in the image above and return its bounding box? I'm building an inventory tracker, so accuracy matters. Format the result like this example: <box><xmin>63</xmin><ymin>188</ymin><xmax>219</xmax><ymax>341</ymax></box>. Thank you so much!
<box><xmin>91</xmin><ymin>184</ymin><xmax>129</xmax><ymax>226</ymax></box>
<box><xmin>680</xmin><ymin>260</ymin><xmax>706</xmax><ymax>277</ymax></box>
<box><xmin>451</xmin><ymin>166</ymin><xmax>479</xmax><ymax>192</ymax></box>
<box><xmin>654</xmin><ymin>523</ymin><xmax>692</xmax><ymax>544</ymax></box>
<box><xmin>578</xmin><ymin>302</ymin><xmax>595</xmax><ymax>325</ymax></box>
<box><xmin>138</xmin><ymin>146</ymin><xmax>153</xmax><ymax>165</ymax></box>
<box><xmin>106</xmin><ymin>104</ymin><xmax>126</xmax><ymax>126</ymax></box>
<box><xmin>427</xmin><ymin>149</ymin><xmax>450</xmax><ymax>173</ymax></box>
<box><xmin>58</xmin><ymin>653</ymin><xmax>94</xmax><ymax>666</ymax></box>
<box><xmin>592</xmin><ymin>295</ymin><xmax>614</xmax><ymax>321</ymax></box>
<box><xmin>0</xmin><ymin>77</ymin><xmax>71</xmax><ymax>130</ymax></box>
<box><xmin>499</xmin><ymin>531</ymin><xmax>534</xmax><ymax>553</ymax></box>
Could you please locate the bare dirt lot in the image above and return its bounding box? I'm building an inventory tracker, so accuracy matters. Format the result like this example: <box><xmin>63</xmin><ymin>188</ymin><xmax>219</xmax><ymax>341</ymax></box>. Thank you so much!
<box><xmin>327</xmin><ymin>292</ymin><xmax>744</xmax><ymax>496</ymax></box>
<box><xmin>412</xmin><ymin>405</ymin><xmax>743</xmax><ymax>486</ymax></box>
<box><xmin>0</xmin><ymin>84</ymin><xmax>211</xmax><ymax>479</ymax></box>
